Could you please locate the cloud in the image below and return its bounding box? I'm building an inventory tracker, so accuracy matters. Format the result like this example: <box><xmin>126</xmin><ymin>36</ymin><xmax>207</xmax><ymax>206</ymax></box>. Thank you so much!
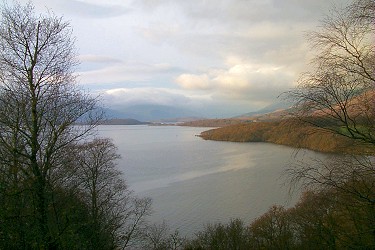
<box><xmin>19</xmin><ymin>0</ymin><xmax>131</xmax><ymax>18</ymax></box>
<box><xmin>134</xmin><ymin>23</ymin><xmax>181</xmax><ymax>45</ymax></box>
<box><xmin>16</xmin><ymin>0</ymin><xmax>353</xmax><ymax>117</ymax></box>
<box><xmin>130</xmin><ymin>0</ymin><xmax>327</xmax><ymax>73</ymax></box>
<box><xmin>175</xmin><ymin>62</ymin><xmax>295</xmax><ymax>103</ymax></box>
<box><xmin>100</xmin><ymin>87</ymin><xmax>262</xmax><ymax>117</ymax></box>
<box><xmin>58</xmin><ymin>0</ymin><xmax>130</xmax><ymax>18</ymax></box>
<box><xmin>175</xmin><ymin>74</ymin><xmax>211</xmax><ymax>90</ymax></box>
<box><xmin>102</xmin><ymin>87</ymin><xmax>191</xmax><ymax>106</ymax></box>
<box><xmin>78</xmin><ymin>61</ymin><xmax>183</xmax><ymax>85</ymax></box>
<box><xmin>137</xmin><ymin>0</ymin><xmax>351</xmax><ymax>24</ymax></box>
<box><xmin>78</xmin><ymin>54</ymin><xmax>123</xmax><ymax>64</ymax></box>
<box><xmin>78</xmin><ymin>64</ymin><xmax>141</xmax><ymax>84</ymax></box>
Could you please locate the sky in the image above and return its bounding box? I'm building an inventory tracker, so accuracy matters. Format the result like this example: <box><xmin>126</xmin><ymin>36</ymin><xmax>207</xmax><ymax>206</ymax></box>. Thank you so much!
<box><xmin>14</xmin><ymin>0</ymin><xmax>351</xmax><ymax>117</ymax></box>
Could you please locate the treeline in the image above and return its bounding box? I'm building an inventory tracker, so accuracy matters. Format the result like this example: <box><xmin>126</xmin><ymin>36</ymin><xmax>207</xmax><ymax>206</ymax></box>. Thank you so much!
<box><xmin>0</xmin><ymin>138</ymin><xmax>152</xmax><ymax>249</ymax></box>
<box><xmin>185</xmin><ymin>180</ymin><xmax>375</xmax><ymax>249</ymax></box>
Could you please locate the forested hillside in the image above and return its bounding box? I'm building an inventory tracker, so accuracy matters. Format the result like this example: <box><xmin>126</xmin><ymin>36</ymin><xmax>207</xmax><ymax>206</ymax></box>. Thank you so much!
<box><xmin>199</xmin><ymin>118</ymin><xmax>371</xmax><ymax>154</ymax></box>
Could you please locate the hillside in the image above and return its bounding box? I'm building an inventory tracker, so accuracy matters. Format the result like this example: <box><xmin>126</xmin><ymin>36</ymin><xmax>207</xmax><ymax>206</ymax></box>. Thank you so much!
<box><xmin>199</xmin><ymin>119</ymin><xmax>371</xmax><ymax>154</ymax></box>
<box><xmin>180</xmin><ymin>105</ymin><xmax>293</xmax><ymax>127</ymax></box>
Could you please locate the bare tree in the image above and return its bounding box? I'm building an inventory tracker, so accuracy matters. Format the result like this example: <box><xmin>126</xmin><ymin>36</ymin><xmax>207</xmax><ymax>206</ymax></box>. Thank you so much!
<box><xmin>0</xmin><ymin>2</ymin><xmax>101</xmax><ymax>248</ymax></box>
<box><xmin>72</xmin><ymin>138</ymin><xmax>152</xmax><ymax>249</ymax></box>
<box><xmin>285</xmin><ymin>1</ymin><xmax>375</xmax><ymax>247</ymax></box>
<box><xmin>185</xmin><ymin>219</ymin><xmax>250</xmax><ymax>250</ymax></box>
<box><xmin>288</xmin><ymin>156</ymin><xmax>375</xmax><ymax>205</ymax></box>
<box><xmin>288</xmin><ymin>190</ymin><xmax>340</xmax><ymax>249</ymax></box>
<box><xmin>285</xmin><ymin>0</ymin><xmax>375</xmax><ymax>215</ymax></box>
<box><xmin>287</xmin><ymin>155</ymin><xmax>375</xmax><ymax>244</ymax></box>
<box><xmin>288</xmin><ymin>0</ymin><xmax>375</xmax><ymax>146</ymax></box>
<box><xmin>142</xmin><ymin>221</ymin><xmax>186</xmax><ymax>250</ymax></box>
<box><xmin>249</xmin><ymin>205</ymin><xmax>294</xmax><ymax>250</ymax></box>
<box><xmin>143</xmin><ymin>221</ymin><xmax>171</xmax><ymax>250</ymax></box>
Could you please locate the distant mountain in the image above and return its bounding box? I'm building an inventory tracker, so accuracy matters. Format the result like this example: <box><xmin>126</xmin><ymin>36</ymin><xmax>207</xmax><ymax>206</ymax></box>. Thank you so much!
<box><xmin>103</xmin><ymin>104</ymin><xmax>203</xmax><ymax>122</ymax></box>
<box><xmin>102</xmin><ymin>100</ymin><xmax>293</xmax><ymax>123</ymax></box>
<box><xmin>180</xmin><ymin>100</ymin><xmax>295</xmax><ymax>127</ymax></box>
<box><xmin>237</xmin><ymin>100</ymin><xmax>293</xmax><ymax>118</ymax></box>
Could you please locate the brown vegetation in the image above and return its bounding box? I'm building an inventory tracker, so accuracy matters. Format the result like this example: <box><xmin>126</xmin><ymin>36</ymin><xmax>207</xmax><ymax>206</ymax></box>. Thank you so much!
<box><xmin>199</xmin><ymin>118</ymin><xmax>372</xmax><ymax>154</ymax></box>
<box><xmin>185</xmin><ymin>187</ymin><xmax>375</xmax><ymax>249</ymax></box>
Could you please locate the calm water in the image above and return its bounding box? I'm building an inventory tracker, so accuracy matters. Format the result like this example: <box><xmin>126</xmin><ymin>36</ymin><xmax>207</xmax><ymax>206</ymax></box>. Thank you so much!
<box><xmin>97</xmin><ymin>125</ymin><xmax>324</xmax><ymax>236</ymax></box>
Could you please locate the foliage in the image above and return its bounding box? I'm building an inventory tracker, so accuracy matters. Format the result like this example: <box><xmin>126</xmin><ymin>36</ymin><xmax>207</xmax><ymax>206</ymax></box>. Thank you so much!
<box><xmin>185</xmin><ymin>219</ymin><xmax>250</xmax><ymax>250</ymax></box>
<box><xmin>185</xmin><ymin>180</ymin><xmax>375</xmax><ymax>249</ymax></box>
<box><xmin>0</xmin><ymin>2</ymin><xmax>151</xmax><ymax>249</ymax></box>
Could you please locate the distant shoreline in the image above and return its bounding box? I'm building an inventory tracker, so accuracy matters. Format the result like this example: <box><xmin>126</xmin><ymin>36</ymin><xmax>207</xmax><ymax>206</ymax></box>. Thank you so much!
<box><xmin>99</xmin><ymin>118</ymin><xmax>150</xmax><ymax>125</ymax></box>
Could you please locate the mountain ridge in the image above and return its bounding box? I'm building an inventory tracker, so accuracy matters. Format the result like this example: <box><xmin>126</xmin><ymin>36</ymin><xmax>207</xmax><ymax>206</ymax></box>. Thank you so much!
<box><xmin>103</xmin><ymin>104</ymin><xmax>203</xmax><ymax>122</ymax></box>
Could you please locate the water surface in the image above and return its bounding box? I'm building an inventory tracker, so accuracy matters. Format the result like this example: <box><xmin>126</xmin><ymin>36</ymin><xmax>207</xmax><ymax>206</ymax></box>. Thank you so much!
<box><xmin>98</xmin><ymin>125</ymin><xmax>323</xmax><ymax>236</ymax></box>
